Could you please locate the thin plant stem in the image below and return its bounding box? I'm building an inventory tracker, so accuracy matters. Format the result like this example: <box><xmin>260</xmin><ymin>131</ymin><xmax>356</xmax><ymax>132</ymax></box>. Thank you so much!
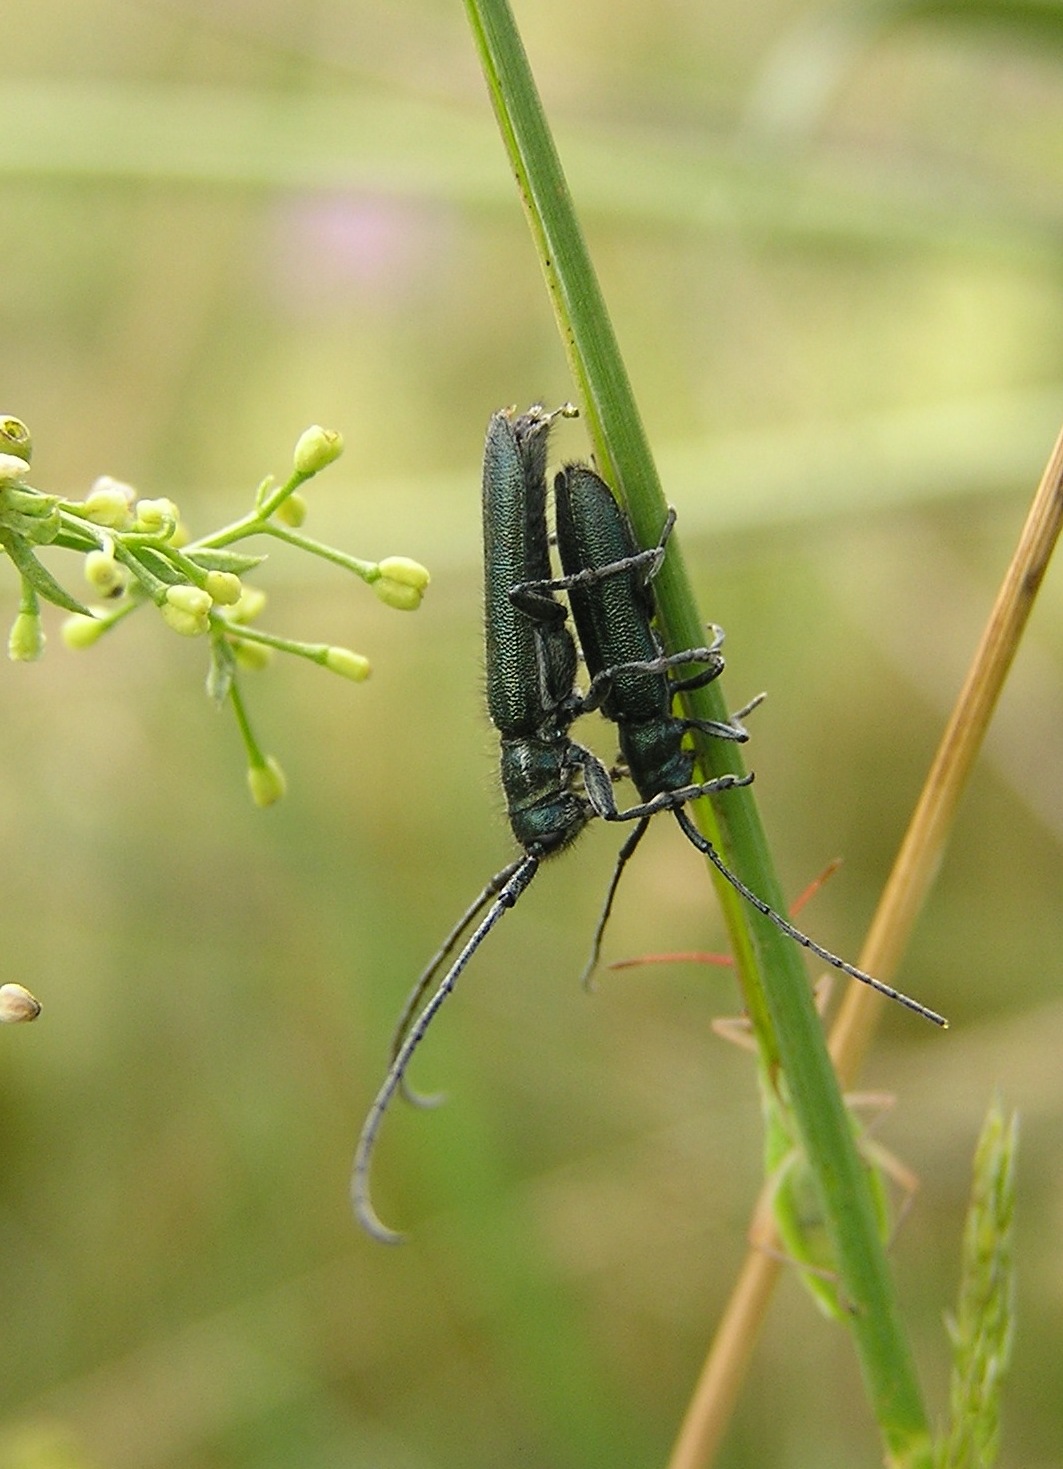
<box><xmin>254</xmin><ymin>522</ymin><xmax>376</xmax><ymax>580</ymax></box>
<box><xmin>228</xmin><ymin>678</ymin><xmax>264</xmax><ymax>768</ymax></box>
<box><xmin>667</xmin><ymin>421</ymin><xmax>1063</xmax><ymax>1468</ymax></box>
<box><xmin>464</xmin><ymin>1</ymin><xmax>934</xmax><ymax>1460</ymax></box>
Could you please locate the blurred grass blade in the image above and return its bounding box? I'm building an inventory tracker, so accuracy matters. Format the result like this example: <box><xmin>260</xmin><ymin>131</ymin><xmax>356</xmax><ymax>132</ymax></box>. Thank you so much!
<box><xmin>749</xmin><ymin>0</ymin><xmax>1063</xmax><ymax>136</ymax></box>
<box><xmin>2</xmin><ymin>81</ymin><xmax>1061</xmax><ymax>263</ymax></box>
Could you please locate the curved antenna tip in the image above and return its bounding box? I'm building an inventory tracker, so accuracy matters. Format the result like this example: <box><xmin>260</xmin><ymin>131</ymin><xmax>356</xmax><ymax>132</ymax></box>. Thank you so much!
<box><xmin>399</xmin><ymin>1079</ymin><xmax>448</xmax><ymax>1110</ymax></box>
<box><xmin>352</xmin><ymin>1184</ymin><xmax>407</xmax><ymax>1246</ymax></box>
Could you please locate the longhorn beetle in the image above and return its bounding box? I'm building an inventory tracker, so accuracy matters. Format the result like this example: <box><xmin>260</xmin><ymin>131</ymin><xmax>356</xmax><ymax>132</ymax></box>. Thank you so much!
<box><xmin>539</xmin><ymin>460</ymin><xmax>947</xmax><ymax>1026</ymax></box>
<box><xmin>352</xmin><ymin>406</ymin><xmax>749</xmax><ymax>1241</ymax></box>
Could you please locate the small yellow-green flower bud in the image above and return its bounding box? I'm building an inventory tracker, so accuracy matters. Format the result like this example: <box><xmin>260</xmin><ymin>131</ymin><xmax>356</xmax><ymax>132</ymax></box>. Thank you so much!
<box><xmin>8</xmin><ymin>610</ymin><xmax>44</xmax><ymax>662</ymax></box>
<box><xmin>160</xmin><ymin>583</ymin><xmax>212</xmax><ymax>636</ymax></box>
<box><xmin>231</xmin><ymin>639</ymin><xmax>273</xmax><ymax>671</ymax></box>
<box><xmin>0</xmin><ymin>453</ymin><xmax>31</xmax><ymax>486</ymax></box>
<box><xmin>84</xmin><ymin>548</ymin><xmax>127</xmax><ymax>597</ymax></box>
<box><xmin>0</xmin><ymin>416</ymin><xmax>31</xmax><ymax>463</ymax></box>
<box><xmin>378</xmin><ymin>556</ymin><xmax>430</xmax><ymax>591</ymax></box>
<box><xmin>372</xmin><ymin>580</ymin><xmax>419</xmax><ymax>611</ymax></box>
<box><xmin>61</xmin><ymin>612</ymin><xmax>106</xmax><ymax>649</ymax></box>
<box><xmin>248</xmin><ymin>755</ymin><xmax>287</xmax><ymax>807</ymax></box>
<box><xmin>293</xmin><ymin>425</ymin><xmax>343</xmax><ymax>477</ymax></box>
<box><xmin>204</xmin><ymin>570</ymin><xmax>242</xmax><ymax>606</ymax></box>
<box><xmin>135</xmin><ymin>497</ymin><xmax>179</xmax><ymax>536</ymax></box>
<box><xmin>372</xmin><ymin>558</ymin><xmax>431</xmax><ymax>612</ymax></box>
<box><xmin>83</xmin><ymin>477</ymin><xmax>134</xmax><ymax>527</ymax></box>
<box><xmin>0</xmin><ymin>982</ymin><xmax>41</xmax><ymax>1022</ymax></box>
<box><xmin>274</xmin><ymin>491</ymin><xmax>307</xmax><ymax>528</ymax></box>
<box><xmin>227</xmin><ymin>585</ymin><xmax>267</xmax><ymax>625</ymax></box>
<box><xmin>166</xmin><ymin>584</ymin><xmax>212</xmax><ymax>616</ymax></box>
<box><xmin>324</xmin><ymin>646</ymin><xmax>371</xmax><ymax>682</ymax></box>
<box><xmin>159</xmin><ymin>604</ymin><xmax>204</xmax><ymax>637</ymax></box>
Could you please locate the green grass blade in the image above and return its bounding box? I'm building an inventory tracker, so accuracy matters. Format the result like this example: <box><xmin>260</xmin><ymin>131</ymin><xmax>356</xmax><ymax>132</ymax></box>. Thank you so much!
<box><xmin>464</xmin><ymin>0</ymin><xmax>935</xmax><ymax>1459</ymax></box>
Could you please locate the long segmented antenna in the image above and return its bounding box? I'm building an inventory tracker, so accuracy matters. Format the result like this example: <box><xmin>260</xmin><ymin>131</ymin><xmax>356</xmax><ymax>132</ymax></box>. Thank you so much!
<box><xmin>579</xmin><ymin>817</ymin><xmax>649</xmax><ymax>989</ymax></box>
<box><xmin>352</xmin><ymin>854</ymin><xmax>541</xmax><ymax>1243</ymax></box>
<box><xmin>388</xmin><ymin>857</ymin><xmax>527</xmax><ymax>1108</ymax></box>
<box><xmin>672</xmin><ymin>806</ymin><xmax>948</xmax><ymax>1028</ymax></box>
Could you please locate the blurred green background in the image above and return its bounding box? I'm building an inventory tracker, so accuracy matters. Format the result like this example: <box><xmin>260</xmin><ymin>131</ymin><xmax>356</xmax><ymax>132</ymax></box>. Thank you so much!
<box><xmin>1</xmin><ymin>1</ymin><xmax>1061</xmax><ymax>1465</ymax></box>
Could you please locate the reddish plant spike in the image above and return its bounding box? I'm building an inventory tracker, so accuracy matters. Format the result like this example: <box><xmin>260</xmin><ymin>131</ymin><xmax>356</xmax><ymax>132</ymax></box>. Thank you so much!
<box><xmin>787</xmin><ymin>857</ymin><xmax>843</xmax><ymax>919</ymax></box>
<box><xmin>609</xmin><ymin>949</ymin><xmax>734</xmax><ymax>970</ymax></box>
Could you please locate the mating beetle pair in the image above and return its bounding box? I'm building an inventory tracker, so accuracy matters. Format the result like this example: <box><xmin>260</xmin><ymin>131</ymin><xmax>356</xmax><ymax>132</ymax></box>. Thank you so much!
<box><xmin>352</xmin><ymin>404</ymin><xmax>945</xmax><ymax>1242</ymax></box>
